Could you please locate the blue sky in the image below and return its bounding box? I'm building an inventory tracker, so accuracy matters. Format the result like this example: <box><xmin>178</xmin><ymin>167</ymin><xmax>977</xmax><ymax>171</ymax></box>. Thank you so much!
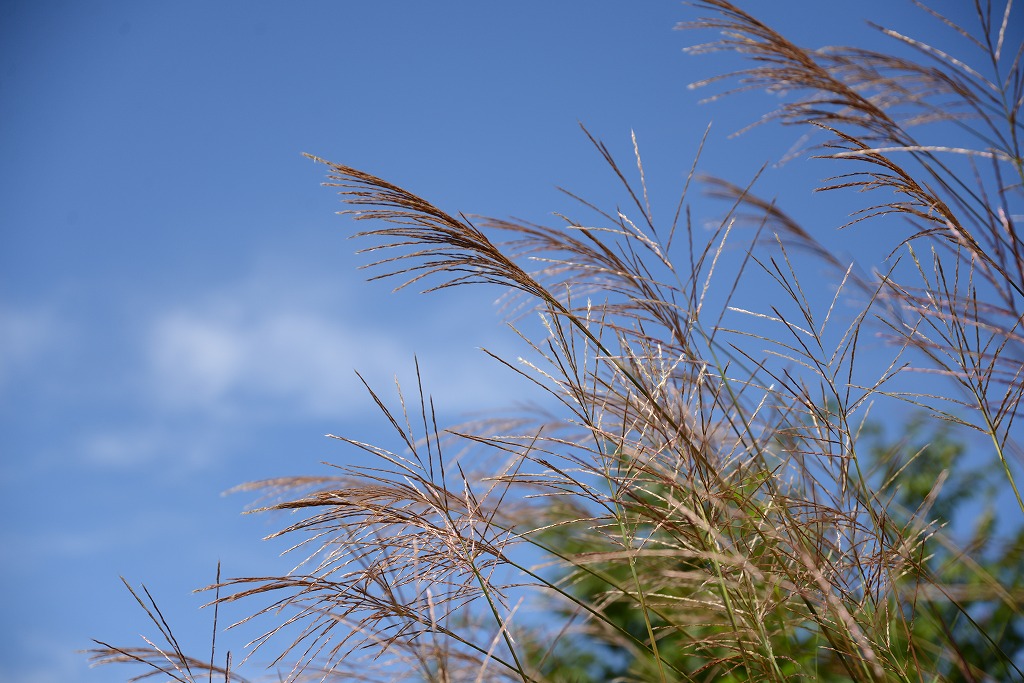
<box><xmin>0</xmin><ymin>1</ymin><xmax>1000</xmax><ymax>681</ymax></box>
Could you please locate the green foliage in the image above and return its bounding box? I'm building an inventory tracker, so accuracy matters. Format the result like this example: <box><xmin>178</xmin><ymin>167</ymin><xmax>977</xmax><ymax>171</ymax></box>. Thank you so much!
<box><xmin>867</xmin><ymin>417</ymin><xmax>1024</xmax><ymax>681</ymax></box>
<box><xmin>530</xmin><ymin>417</ymin><xmax>1024</xmax><ymax>682</ymax></box>
<box><xmin>92</xmin><ymin>2</ymin><xmax>1024</xmax><ymax>681</ymax></box>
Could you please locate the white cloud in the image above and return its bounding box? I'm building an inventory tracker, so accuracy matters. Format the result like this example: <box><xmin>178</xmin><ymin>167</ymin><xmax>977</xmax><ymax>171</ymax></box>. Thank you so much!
<box><xmin>149</xmin><ymin>305</ymin><xmax>402</xmax><ymax>417</ymax></box>
<box><xmin>140</xmin><ymin>268</ymin><xmax>519</xmax><ymax>422</ymax></box>
<box><xmin>152</xmin><ymin>311</ymin><xmax>243</xmax><ymax>403</ymax></box>
<box><xmin>37</xmin><ymin>265</ymin><xmax>532</xmax><ymax>473</ymax></box>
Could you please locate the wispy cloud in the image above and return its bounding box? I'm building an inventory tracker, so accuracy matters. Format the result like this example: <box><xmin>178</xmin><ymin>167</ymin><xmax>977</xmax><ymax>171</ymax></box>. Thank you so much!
<box><xmin>148</xmin><ymin>306</ymin><xmax>394</xmax><ymax>417</ymax></box>
<box><xmin>143</xmin><ymin>267</ymin><xmax>517</xmax><ymax>421</ymax></box>
<box><xmin>0</xmin><ymin>306</ymin><xmax>63</xmax><ymax>389</ymax></box>
<box><xmin>8</xmin><ymin>261</ymin><xmax>523</xmax><ymax>474</ymax></box>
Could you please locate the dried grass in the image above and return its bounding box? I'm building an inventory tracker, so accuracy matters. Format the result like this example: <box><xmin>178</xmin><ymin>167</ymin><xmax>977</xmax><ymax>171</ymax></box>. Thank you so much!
<box><xmin>91</xmin><ymin>2</ymin><xmax>1023</xmax><ymax>681</ymax></box>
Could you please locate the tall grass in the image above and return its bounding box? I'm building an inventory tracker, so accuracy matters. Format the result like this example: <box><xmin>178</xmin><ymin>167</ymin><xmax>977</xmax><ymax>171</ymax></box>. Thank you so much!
<box><xmin>91</xmin><ymin>1</ymin><xmax>1023</xmax><ymax>681</ymax></box>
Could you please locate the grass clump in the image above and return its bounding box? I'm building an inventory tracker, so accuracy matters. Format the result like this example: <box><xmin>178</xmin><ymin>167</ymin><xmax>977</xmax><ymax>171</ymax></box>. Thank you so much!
<box><xmin>91</xmin><ymin>1</ymin><xmax>1023</xmax><ymax>681</ymax></box>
